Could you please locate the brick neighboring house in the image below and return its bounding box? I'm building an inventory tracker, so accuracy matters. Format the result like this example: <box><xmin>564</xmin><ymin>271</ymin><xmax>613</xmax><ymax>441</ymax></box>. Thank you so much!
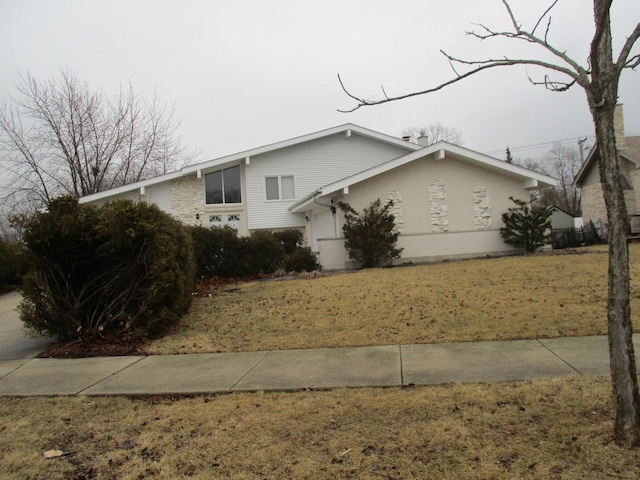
<box><xmin>575</xmin><ymin>104</ymin><xmax>640</xmax><ymax>233</ymax></box>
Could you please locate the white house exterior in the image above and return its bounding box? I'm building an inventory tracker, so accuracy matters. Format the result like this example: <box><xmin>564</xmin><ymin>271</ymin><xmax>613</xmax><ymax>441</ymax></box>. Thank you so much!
<box><xmin>80</xmin><ymin>124</ymin><xmax>556</xmax><ymax>269</ymax></box>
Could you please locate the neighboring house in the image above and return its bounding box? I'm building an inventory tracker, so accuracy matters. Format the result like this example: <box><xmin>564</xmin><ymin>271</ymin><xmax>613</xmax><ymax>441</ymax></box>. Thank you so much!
<box><xmin>575</xmin><ymin>104</ymin><xmax>640</xmax><ymax>233</ymax></box>
<box><xmin>80</xmin><ymin>123</ymin><xmax>556</xmax><ymax>269</ymax></box>
<box><xmin>548</xmin><ymin>206</ymin><xmax>576</xmax><ymax>230</ymax></box>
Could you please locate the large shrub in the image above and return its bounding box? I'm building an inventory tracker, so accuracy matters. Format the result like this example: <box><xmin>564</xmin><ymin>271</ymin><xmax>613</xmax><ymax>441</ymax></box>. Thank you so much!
<box><xmin>0</xmin><ymin>239</ymin><xmax>29</xmax><ymax>289</ymax></box>
<box><xmin>245</xmin><ymin>230</ymin><xmax>286</xmax><ymax>274</ymax></box>
<box><xmin>19</xmin><ymin>197</ymin><xmax>195</xmax><ymax>340</ymax></box>
<box><xmin>273</xmin><ymin>229</ymin><xmax>304</xmax><ymax>255</ymax></box>
<box><xmin>285</xmin><ymin>246</ymin><xmax>319</xmax><ymax>272</ymax></box>
<box><xmin>190</xmin><ymin>225</ymin><xmax>249</xmax><ymax>278</ymax></box>
<box><xmin>190</xmin><ymin>227</ymin><xmax>318</xmax><ymax>277</ymax></box>
<box><xmin>500</xmin><ymin>197</ymin><xmax>552</xmax><ymax>253</ymax></box>
<box><xmin>338</xmin><ymin>199</ymin><xmax>403</xmax><ymax>268</ymax></box>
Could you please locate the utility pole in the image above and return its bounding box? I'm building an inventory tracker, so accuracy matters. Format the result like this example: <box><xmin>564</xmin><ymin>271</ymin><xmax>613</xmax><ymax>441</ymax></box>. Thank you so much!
<box><xmin>578</xmin><ymin>138</ymin><xmax>588</xmax><ymax>164</ymax></box>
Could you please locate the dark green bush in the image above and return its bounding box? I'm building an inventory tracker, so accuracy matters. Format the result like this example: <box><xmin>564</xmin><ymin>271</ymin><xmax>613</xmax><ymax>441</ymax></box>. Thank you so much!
<box><xmin>189</xmin><ymin>226</ymin><xmax>317</xmax><ymax>278</ymax></box>
<box><xmin>0</xmin><ymin>239</ymin><xmax>30</xmax><ymax>289</ymax></box>
<box><xmin>500</xmin><ymin>197</ymin><xmax>552</xmax><ymax>253</ymax></box>
<box><xmin>189</xmin><ymin>225</ymin><xmax>249</xmax><ymax>278</ymax></box>
<box><xmin>285</xmin><ymin>246</ymin><xmax>319</xmax><ymax>272</ymax></box>
<box><xmin>19</xmin><ymin>197</ymin><xmax>195</xmax><ymax>340</ymax></box>
<box><xmin>273</xmin><ymin>229</ymin><xmax>304</xmax><ymax>255</ymax></box>
<box><xmin>246</xmin><ymin>231</ymin><xmax>286</xmax><ymax>274</ymax></box>
<box><xmin>338</xmin><ymin>198</ymin><xmax>403</xmax><ymax>268</ymax></box>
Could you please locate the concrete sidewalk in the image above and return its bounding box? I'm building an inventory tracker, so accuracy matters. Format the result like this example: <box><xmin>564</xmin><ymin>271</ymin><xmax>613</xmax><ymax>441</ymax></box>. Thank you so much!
<box><xmin>0</xmin><ymin>334</ymin><xmax>629</xmax><ymax>397</ymax></box>
<box><xmin>0</xmin><ymin>291</ymin><xmax>629</xmax><ymax>397</ymax></box>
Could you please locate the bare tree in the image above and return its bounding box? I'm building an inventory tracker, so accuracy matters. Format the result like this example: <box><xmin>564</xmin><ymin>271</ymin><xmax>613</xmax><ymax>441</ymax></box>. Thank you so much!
<box><xmin>541</xmin><ymin>144</ymin><xmax>582</xmax><ymax>215</ymax></box>
<box><xmin>339</xmin><ymin>0</ymin><xmax>640</xmax><ymax>445</ymax></box>
<box><xmin>511</xmin><ymin>144</ymin><xmax>582</xmax><ymax>215</ymax></box>
<box><xmin>0</xmin><ymin>70</ymin><xmax>196</xmax><ymax>214</ymax></box>
<box><xmin>402</xmin><ymin>123</ymin><xmax>464</xmax><ymax>146</ymax></box>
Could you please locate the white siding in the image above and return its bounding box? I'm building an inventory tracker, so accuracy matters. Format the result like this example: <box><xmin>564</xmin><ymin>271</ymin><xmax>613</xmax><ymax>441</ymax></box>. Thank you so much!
<box><xmin>582</xmin><ymin>160</ymin><xmax>600</xmax><ymax>186</ymax></box>
<box><xmin>144</xmin><ymin>182</ymin><xmax>173</xmax><ymax>214</ymax></box>
<box><xmin>245</xmin><ymin>133</ymin><xmax>411</xmax><ymax>230</ymax></box>
<box><xmin>550</xmin><ymin>209</ymin><xmax>575</xmax><ymax>229</ymax></box>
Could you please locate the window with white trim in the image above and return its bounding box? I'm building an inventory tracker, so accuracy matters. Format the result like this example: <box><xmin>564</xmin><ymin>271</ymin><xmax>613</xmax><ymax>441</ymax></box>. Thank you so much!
<box><xmin>208</xmin><ymin>215</ymin><xmax>223</xmax><ymax>228</ymax></box>
<box><xmin>205</xmin><ymin>166</ymin><xmax>241</xmax><ymax>204</ymax></box>
<box><xmin>227</xmin><ymin>214</ymin><xmax>241</xmax><ymax>231</ymax></box>
<box><xmin>266</xmin><ymin>175</ymin><xmax>295</xmax><ymax>200</ymax></box>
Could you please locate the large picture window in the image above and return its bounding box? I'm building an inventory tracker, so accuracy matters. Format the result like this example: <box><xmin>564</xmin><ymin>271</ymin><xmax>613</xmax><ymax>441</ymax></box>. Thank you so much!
<box><xmin>266</xmin><ymin>175</ymin><xmax>295</xmax><ymax>200</ymax></box>
<box><xmin>205</xmin><ymin>166</ymin><xmax>241</xmax><ymax>204</ymax></box>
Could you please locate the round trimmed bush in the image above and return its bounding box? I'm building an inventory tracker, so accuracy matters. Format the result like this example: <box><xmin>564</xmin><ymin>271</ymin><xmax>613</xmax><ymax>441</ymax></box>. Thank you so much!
<box><xmin>19</xmin><ymin>197</ymin><xmax>195</xmax><ymax>340</ymax></box>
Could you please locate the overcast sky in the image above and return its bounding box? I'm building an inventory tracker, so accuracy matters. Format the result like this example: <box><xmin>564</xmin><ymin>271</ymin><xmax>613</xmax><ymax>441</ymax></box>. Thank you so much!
<box><xmin>1</xmin><ymin>0</ymin><xmax>638</xmax><ymax>166</ymax></box>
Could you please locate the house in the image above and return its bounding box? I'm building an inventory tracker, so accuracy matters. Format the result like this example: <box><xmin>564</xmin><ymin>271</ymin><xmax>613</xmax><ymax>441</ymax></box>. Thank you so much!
<box><xmin>548</xmin><ymin>206</ymin><xmax>576</xmax><ymax>230</ymax></box>
<box><xmin>79</xmin><ymin>124</ymin><xmax>557</xmax><ymax>269</ymax></box>
<box><xmin>575</xmin><ymin>104</ymin><xmax>640</xmax><ymax>233</ymax></box>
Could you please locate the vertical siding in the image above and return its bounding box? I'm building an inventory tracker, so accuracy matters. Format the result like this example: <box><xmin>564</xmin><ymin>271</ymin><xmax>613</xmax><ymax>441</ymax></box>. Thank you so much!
<box><xmin>145</xmin><ymin>182</ymin><xmax>173</xmax><ymax>214</ymax></box>
<box><xmin>245</xmin><ymin>133</ymin><xmax>411</xmax><ymax>230</ymax></box>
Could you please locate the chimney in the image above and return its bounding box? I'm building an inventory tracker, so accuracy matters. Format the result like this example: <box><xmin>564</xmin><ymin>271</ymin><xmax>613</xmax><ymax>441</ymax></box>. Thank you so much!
<box><xmin>614</xmin><ymin>103</ymin><xmax>626</xmax><ymax>150</ymax></box>
<box><xmin>417</xmin><ymin>135</ymin><xmax>430</xmax><ymax>147</ymax></box>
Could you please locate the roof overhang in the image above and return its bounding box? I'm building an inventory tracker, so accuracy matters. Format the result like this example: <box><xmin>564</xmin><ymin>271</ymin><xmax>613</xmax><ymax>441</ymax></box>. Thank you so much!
<box><xmin>289</xmin><ymin>142</ymin><xmax>558</xmax><ymax>214</ymax></box>
<box><xmin>80</xmin><ymin>123</ymin><xmax>421</xmax><ymax>204</ymax></box>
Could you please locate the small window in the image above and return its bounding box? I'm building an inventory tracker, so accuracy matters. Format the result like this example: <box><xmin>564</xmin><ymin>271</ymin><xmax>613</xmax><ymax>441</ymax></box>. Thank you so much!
<box><xmin>227</xmin><ymin>214</ymin><xmax>240</xmax><ymax>231</ymax></box>
<box><xmin>265</xmin><ymin>175</ymin><xmax>295</xmax><ymax>200</ymax></box>
<box><xmin>209</xmin><ymin>215</ymin><xmax>222</xmax><ymax>228</ymax></box>
<box><xmin>205</xmin><ymin>166</ymin><xmax>241</xmax><ymax>204</ymax></box>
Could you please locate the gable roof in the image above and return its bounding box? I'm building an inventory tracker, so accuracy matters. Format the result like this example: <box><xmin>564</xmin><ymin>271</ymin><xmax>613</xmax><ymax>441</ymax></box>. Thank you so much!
<box><xmin>548</xmin><ymin>205</ymin><xmax>575</xmax><ymax>217</ymax></box>
<box><xmin>290</xmin><ymin>141</ymin><xmax>558</xmax><ymax>213</ymax></box>
<box><xmin>79</xmin><ymin>123</ymin><xmax>422</xmax><ymax>204</ymax></box>
<box><xmin>574</xmin><ymin>136</ymin><xmax>640</xmax><ymax>187</ymax></box>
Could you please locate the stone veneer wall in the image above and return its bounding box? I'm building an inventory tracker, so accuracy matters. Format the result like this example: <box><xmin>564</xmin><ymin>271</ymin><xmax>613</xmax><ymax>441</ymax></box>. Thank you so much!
<box><xmin>385</xmin><ymin>190</ymin><xmax>404</xmax><ymax>233</ymax></box>
<box><xmin>171</xmin><ymin>176</ymin><xmax>204</xmax><ymax>225</ymax></box>
<box><xmin>429</xmin><ymin>180</ymin><xmax>448</xmax><ymax>232</ymax></box>
<box><xmin>473</xmin><ymin>186</ymin><xmax>492</xmax><ymax>230</ymax></box>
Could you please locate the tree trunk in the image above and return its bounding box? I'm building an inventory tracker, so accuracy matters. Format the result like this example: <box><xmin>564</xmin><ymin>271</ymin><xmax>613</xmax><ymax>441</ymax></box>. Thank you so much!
<box><xmin>590</xmin><ymin>0</ymin><xmax>640</xmax><ymax>446</ymax></box>
<box><xmin>594</xmin><ymin>104</ymin><xmax>640</xmax><ymax>446</ymax></box>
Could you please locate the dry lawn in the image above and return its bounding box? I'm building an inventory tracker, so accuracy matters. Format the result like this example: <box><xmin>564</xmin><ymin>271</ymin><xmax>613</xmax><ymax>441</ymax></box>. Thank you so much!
<box><xmin>148</xmin><ymin>245</ymin><xmax>640</xmax><ymax>354</ymax></box>
<box><xmin>2</xmin><ymin>376</ymin><xmax>640</xmax><ymax>479</ymax></box>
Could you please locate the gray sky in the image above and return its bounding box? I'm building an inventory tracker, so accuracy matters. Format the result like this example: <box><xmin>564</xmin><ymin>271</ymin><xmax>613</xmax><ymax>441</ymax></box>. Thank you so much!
<box><xmin>1</xmin><ymin>0</ymin><xmax>638</xmax><ymax>165</ymax></box>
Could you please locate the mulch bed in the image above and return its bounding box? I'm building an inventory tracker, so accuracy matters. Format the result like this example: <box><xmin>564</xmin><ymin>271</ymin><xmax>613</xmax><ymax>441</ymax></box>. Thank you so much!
<box><xmin>37</xmin><ymin>335</ymin><xmax>148</xmax><ymax>359</ymax></box>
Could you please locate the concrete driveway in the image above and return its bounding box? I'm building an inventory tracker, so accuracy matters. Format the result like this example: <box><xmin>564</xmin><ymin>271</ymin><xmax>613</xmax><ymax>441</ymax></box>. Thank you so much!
<box><xmin>0</xmin><ymin>291</ymin><xmax>57</xmax><ymax>365</ymax></box>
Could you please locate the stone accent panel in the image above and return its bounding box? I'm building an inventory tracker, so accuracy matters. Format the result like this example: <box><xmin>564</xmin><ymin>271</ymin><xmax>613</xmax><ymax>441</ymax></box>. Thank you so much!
<box><xmin>385</xmin><ymin>190</ymin><xmax>403</xmax><ymax>233</ymax></box>
<box><xmin>171</xmin><ymin>176</ymin><xmax>205</xmax><ymax>225</ymax></box>
<box><xmin>429</xmin><ymin>180</ymin><xmax>448</xmax><ymax>233</ymax></box>
<box><xmin>473</xmin><ymin>186</ymin><xmax>492</xmax><ymax>230</ymax></box>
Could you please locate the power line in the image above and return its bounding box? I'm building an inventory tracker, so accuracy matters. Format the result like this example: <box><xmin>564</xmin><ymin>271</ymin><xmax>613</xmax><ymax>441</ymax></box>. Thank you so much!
<box><xmin>484</xmin><ymin>135</ymin><xmax>596</xmax><ymax>157</ymax></box>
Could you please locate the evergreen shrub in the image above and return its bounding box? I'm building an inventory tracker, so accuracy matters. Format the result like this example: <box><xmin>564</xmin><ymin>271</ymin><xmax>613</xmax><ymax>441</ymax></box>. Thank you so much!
<box><xmin>500</xmin><ymin>197</ymin><xmax>552</xmax><ymax>253</ymax></box>
<box><xmin>190</xmin><ymin>225</ymin><xmax>248</xmax><ymax>278</ymax></box>
<box><xmin>19</xmin><ymin>197</ymin><xmax>195</xmax><ymax>340</ymax></box>
<box><xmin>338</xmin><ymin>198</ymin><xmax>403</xmax><ymax>268</ymax></box>
<box><xmin>0</xmin><ymin>239</ymin><xmax>29</xmax><ymax>289</ymax></box>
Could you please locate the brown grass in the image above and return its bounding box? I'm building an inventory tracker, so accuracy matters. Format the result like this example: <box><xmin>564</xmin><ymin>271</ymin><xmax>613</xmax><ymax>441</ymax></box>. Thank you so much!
<box><xmin>148</xmin><ymin>245</ymin><xmax>640</xmax><ymax>354</ymax></box>
<box><xmin>5</xmin><ymin>247</ymin><xmax>640</xmax><ymax>478</ymax></box>
<box><xmin>2</xmin><ymin>376</ymin><xmax>639</xmax><ymax>479</ymax></box>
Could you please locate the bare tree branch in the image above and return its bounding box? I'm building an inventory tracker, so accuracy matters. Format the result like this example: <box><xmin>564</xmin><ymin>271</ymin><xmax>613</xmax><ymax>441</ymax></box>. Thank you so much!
<box><xmin>0</xmin><ymin>70</ymin><xmax>198</xmax><ymax>212</ymax></box>
<box><xmin>338</xmin><ymin>1</ymin><xmax>594</xmax><ymax>113</ymax></box>
<box><xmin>616</xmin><ymin>22</ymin><xmax>640</xmax><ymax>70</ymax></box>
<box><xmin>531</xmin><ymin>0</ymin><xmax>558</xmax><ymax>37</ymax></box>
